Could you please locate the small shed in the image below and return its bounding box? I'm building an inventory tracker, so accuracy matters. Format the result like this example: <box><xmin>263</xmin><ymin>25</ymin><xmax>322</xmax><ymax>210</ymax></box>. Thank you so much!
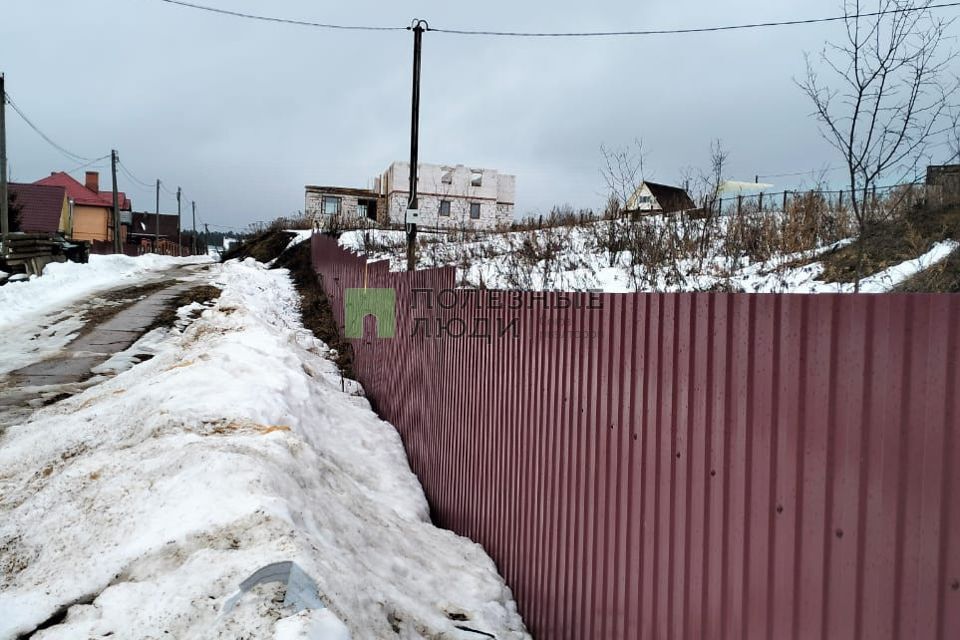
<box><xmin>626</xmin><ymin>181</ymin><xmax>696</xmax><ymax>216</ymax></box>
<box><xmin>926</xmin><ymin>164</ymin><xmax>960</xmax><ymax>205</ymax></box>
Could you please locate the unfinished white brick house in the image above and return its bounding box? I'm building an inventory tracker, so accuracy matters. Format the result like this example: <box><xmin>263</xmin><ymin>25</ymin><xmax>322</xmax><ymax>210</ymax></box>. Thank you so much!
<box><xmin>375</xmin><ymin>162</ymin><xmax>515</xmax><ymax>229</ymax></box>
<box><xmin>305</xmin><ymin>162</ymin><xmax>516</xmax><ymax>229</ymax></box>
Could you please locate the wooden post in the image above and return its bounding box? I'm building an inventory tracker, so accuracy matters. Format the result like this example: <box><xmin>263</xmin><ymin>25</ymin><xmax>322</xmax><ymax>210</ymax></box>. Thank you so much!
<box><xmin>176</xmin><ymin>187</ymin><xmax>182</xmax><ymax>256</ymax></box>
<box><xmin>0</xmin><ymin>74</ymin><xmax>8</xmax><ymax>240</ymax></box>
<box><xmin>192</xmin><ymin>201</ymin><xmax>197</xmax><ymax>255</ymax></box>
<box><xmin>405</xmin><ymin>20</ymin><xmax>427</xmax><ymax>272</ymax></box>
<box><xmin>154</xmin><ymin>179</ymin><xmax>160</xmax><ymax>252</ymax></box>
<box><xmin>111</xmin><ymin>150</ymin><xmax>121</xmax><ymax>254</ymax></box>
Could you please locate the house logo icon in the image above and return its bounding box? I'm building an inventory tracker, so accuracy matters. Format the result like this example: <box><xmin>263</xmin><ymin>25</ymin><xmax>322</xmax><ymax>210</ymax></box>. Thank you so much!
<box><xmin>345</xmin><ymin>288</ymin><xmax>396</xmax><ymax>338</ymax></box>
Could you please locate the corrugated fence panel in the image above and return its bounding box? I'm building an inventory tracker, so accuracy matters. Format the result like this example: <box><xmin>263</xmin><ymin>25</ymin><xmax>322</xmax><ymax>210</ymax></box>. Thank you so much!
<box><xmin>311</xmin><ymin>234</ymin><xmax>960</xmax><ymax>639</ymax></box>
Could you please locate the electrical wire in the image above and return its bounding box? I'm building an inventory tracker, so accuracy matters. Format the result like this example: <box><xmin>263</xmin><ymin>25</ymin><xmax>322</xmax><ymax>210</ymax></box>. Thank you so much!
<box><xmin>116</xmin><ymin>159</ymin><xmax>156</xmax><ymax>189</ymax></box>
<box><xmin>160</xmin><ymin>182</ymin><xmax>181</xmax><ymax>197</ymax></box>
<box><xmin>156</xmin><ymin>0</ymin><xmax>406</xmax><ymax>31</ymax></box>
<box><xmin>4</xmin><ymin>94</ymin><xmax>95</xmax><ymax>163</ymax></box>
<box><xmin>429</xmin><ymin>2</ymin><xmax>960</xmax><ymax>37</ymax></box>
<box><xmin>64</xmin><ymin>154</ymin><xmax>111</xmax><ymax>174</ymax></box>
<box><xmin>155</xmin><ymin>0</ymin><xmax>960</xmax><ymax>38</ymax></box>
<box><xmin>757</xmin><ymin>166</ymin><xmax>843</xmax><ymax>180</ymax></box>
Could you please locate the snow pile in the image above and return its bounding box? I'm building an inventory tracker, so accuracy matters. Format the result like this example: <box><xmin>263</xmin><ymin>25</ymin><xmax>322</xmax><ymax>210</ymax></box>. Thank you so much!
<box><xmin>0</xmin><ymin>258</ymin><xmax>527</xmax><ymax>639</ymax></box>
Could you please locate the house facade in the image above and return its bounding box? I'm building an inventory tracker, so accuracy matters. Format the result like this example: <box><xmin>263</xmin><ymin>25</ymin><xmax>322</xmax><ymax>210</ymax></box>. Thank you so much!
<box><xmin>33</xmin><ymin>171</ymin><xmax>132</xmax><ymax>242</ymax></box>
<box><xmin>305</xmin><ymin>162</ymin><xmax>516</xmax><ymax>230</ymax></box>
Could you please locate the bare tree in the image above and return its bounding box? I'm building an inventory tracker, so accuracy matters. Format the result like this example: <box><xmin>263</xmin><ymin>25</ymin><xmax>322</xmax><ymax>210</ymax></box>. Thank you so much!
<box><xmin>681</xmin><ymin>139</ymin><xmax>730</xmax><ymax>270</ymax></box>
<box><xmin>600</xmin><ymin>138</ymin><xmax>647</xmax><ymax>214</ymax></box>
<box><xmin>799</xmin><ymin>0</ymin><xmax>958</xmax><ymax>290</ymax></box>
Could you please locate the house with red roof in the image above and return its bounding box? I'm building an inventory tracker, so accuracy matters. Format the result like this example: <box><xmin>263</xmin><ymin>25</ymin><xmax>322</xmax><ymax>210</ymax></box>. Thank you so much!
<box><xmin>7</xmin><ymin>183</ymin><xmax>68</xmax><ymax>234</ymax></box>
<box><xmin>33</xmin><ymin>171</ymin><xmax>132</xmax><ymax>242</ymax></box>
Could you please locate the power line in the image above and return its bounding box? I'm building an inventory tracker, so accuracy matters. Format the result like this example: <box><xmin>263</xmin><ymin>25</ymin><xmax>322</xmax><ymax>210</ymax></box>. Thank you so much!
<box><xmin>64</xmin><ymin>154</ymin><xmax>111</xmax><ymax>174</ymax></box>
<box><xmin>429</xmin><ymin>2</ymin><xmax>960</xmax><ymax>37</ymax></box>
<box><xmin>116</xmin><ymin>159</ymin><xmax>155</xmax><ymax>189</ymax></box>
<box><xmin>4</xmin><ymin>94</ymin><xmax>94</xmax><ymax>163</ymax></box>
<box><xmin>156</xmin><ymin>0</ymin><xmax>406</xmax><ymax>31</ymax></box>
<box><xmin>156</xmin><ymin>0</ymin><xmax>960</xmax><ymax>38</ymax></box>
<box><xmin>758</xmin><ymin>165</ymin><xmax>843</xmax><ymax>180</ymax></box>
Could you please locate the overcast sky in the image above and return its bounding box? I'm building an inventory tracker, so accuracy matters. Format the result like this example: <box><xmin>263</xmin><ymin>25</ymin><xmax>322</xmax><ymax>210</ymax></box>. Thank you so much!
<box><xmin>2</xmin><ymin>0</ymin><xmax>958</xmax><ymax>231</ymax></box>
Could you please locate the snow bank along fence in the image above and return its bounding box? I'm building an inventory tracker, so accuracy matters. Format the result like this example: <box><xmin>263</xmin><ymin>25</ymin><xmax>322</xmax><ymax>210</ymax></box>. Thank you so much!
<box><xmin>311</xmin><ymin>232</ymin><xmax>960</xmax><ymax>639</ymax></box>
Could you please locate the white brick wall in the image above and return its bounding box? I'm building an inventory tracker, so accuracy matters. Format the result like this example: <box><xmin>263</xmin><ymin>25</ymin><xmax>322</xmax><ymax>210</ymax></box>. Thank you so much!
<box><xmin>305</xmin><ymin>191</ymin><xmax>361</xmax><ymax>220</ymax></box>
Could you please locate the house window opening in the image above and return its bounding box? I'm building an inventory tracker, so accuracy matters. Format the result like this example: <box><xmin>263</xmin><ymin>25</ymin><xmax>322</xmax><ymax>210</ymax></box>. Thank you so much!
<box><xmin>440</xmin><ymin>200</ymin><xmax>451</xmax><ymax>217</ymax></box>
<box><xmin>470</xmin><ymin>170</ymin><xmax>483</xmax><ymax>187</ymax></box>
<box><xmin>359</xmin><ymin>199</ymin><xmax>378</xmax><ymax>221</ymax></box>
<box><xmin>470</xmin><ymin>202</ymin><xmax>481</xmax><ymax>219</ymax></box>
<box><xmin>322</xmin><ymin>196</ymin><xmax>341</xmax><ymax>216</ymax></box>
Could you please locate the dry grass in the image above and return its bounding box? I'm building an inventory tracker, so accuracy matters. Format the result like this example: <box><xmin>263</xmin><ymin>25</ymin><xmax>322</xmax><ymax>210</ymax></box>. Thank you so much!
<box><xmin>820</xmin><ymin>205</ymin><xmax>960</xmax><ymax>283</ymax></box>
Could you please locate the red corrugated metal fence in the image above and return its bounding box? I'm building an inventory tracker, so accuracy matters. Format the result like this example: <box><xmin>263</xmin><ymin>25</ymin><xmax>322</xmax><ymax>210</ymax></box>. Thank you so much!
<box><xmin>312</xmin><ymin>233</ymin><xmax>960</xmax><ymax>639</ymax></box>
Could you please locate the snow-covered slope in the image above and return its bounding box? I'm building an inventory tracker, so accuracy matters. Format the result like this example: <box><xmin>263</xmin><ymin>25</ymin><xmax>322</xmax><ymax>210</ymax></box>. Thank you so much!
<box><xmin>0</xmin><ymin>258</ymin><xmax>527</xmax><ymax>639</ymax></box>
<box><xmin>339</xmin><ymin>219</ymin><xmax>957</xmax><ymax>293</ymax></box>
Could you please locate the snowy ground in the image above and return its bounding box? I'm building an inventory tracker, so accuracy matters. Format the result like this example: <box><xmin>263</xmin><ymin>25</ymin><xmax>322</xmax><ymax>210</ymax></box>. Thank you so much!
<box><xmin>339</xmin><ymin>220</ymin><xmax>958</xmax><ymax>293</ymax></box>
<box><xmin>0</xmin><ymin>258</ymin><xmax>527</xmax><ymax>639</ymax></box>
<box><xmin>0</xmin><ymin>254</ymin><xmax>210</xmax><ymax>375</ymax></box>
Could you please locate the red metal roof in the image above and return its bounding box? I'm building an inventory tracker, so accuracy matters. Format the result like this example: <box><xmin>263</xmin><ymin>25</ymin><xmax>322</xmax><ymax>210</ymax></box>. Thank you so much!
<box><xmin>8</xmin><ymin>183</ymin><xmax>66</xmax><ymax>233</ymax></box>
<box><xmin>33</xmin><ymin>172</ymin><xmax>132</xmax><ymax>210</ymax></box>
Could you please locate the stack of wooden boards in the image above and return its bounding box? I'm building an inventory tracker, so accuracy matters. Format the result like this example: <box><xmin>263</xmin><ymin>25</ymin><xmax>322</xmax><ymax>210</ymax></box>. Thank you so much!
<box><xmin>0</xmin><ymin>233</ymin><xmax>88</xmax><ymax>276</ymax></box>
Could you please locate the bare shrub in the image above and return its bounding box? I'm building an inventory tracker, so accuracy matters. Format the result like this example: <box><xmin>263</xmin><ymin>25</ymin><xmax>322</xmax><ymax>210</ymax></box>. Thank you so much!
<box><xmin>496</xmin><ymin>226</ymin><xmax>582</xmax><ymax>290</ymax></box>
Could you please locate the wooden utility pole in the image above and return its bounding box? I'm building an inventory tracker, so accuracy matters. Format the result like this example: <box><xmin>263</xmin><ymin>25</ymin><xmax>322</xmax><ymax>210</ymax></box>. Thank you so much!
<box><xmin>191</xmin><ymin>200</ymin><xmax>197</xmax><ymax>255</ymax></box>
<box><xmin>405</xmin><ymin>20</ymin><xmax>427</xmax><ymax>272</ymax></box>
<box><xmin>154</xmin><ymin>179</ymin><xmax>160</xmax><ymax>252</ymax></box>
<box><xmin>204</xmin><ymin>222</ymin><xmax>209</xmax><ymax>257</ymax></box>
<box><xmin>1</xmin><ymin>73</ymin><xmax>9</xmax><ymax>240</ymax></box>
<box><xmin>176</xmin><ymin>187</ymin><xmax>182</xmax><ymax>256</ymax></box>
<box><xmin>111</xmin><ymin>150</ymin><xmax>121</xmax><ymax>253</ymax></box>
